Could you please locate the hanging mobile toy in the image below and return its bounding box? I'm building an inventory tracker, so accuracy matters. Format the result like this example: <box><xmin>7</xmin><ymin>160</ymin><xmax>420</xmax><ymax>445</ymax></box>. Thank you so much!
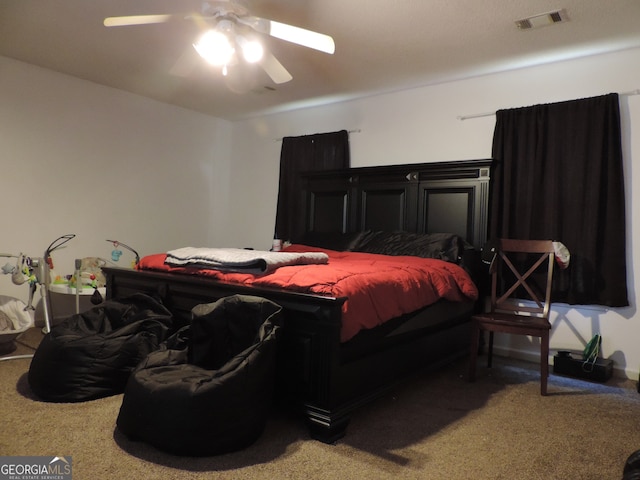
<box><xmin>106</xmin><ymin>239</ymin><xmax>140</xmax><ymax>268</ymax></box>
<box><xmin>11</xmin><ymin>254</ymin><xmax>28</xmax><ymax>285</ymax></box>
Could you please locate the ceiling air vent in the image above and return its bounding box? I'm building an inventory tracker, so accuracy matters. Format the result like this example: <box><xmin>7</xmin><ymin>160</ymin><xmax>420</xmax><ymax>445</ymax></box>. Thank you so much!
<box><xmin>515</xmin><ymin>9</ymin><xmax>568</xmax><ymax>29</ymax></box>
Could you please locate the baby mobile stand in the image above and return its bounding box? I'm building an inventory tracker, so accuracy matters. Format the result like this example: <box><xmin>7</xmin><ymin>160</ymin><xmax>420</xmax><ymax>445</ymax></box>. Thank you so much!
<box><xmin>0</xmin><ymin>234</ymin><xmax>75</xmax><ymax>361</ymax></box>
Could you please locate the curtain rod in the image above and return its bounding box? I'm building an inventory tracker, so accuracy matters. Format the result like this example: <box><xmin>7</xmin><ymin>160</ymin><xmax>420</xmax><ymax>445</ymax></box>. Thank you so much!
<box><xmin>274</xmin><ymin>129</ymin><xmax>361</xmax><ymax>142</ymax></box>
<box><xmin>457</xmin><ymin>89</ymin><xmax>640</xmax><ymax>121</ymax></box>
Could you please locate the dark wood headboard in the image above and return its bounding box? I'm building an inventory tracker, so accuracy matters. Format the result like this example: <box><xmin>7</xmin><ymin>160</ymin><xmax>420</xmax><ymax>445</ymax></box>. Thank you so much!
<box><xmin>295</xmin><ymin>159</ymin><xmax>492</xmax><ymax>249</ymax></box>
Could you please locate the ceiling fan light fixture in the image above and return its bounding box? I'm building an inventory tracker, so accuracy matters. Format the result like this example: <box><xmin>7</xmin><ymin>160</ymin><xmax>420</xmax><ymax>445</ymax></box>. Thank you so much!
<box><xmin>237</xmin><ymin>35</ymin><xmax>264</xmax><ymax>63</ymax></box>
<box><xmin>104</xmin><ymin>0</ymin><xmax>334</xmax><ymax>84</ymax></box>
<box><xmin>193</xmin><ymin>29</ymin><xmax>235</xmax><ymax>66</ymax></box>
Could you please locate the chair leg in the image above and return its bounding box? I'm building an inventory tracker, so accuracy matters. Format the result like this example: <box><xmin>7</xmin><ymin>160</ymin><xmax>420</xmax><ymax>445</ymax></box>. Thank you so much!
<box><xmin>540</xmin><ymin>332</ymin><xmax>550</xmax><ymax>396</ymax></box>
<box><xmin>487</xmin><ymin>331</ymin><xmax>494</xmax><ymax>368</ymax></box>
<box><xmin>468</xmin><ymin>322</ymin><xmax>480</xmax><ymax>382</ymax></box>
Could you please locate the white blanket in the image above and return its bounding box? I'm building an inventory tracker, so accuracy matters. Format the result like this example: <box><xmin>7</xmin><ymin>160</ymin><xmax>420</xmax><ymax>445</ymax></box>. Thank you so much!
<box><xmin>165</xmin><ymin>247</ymin><xmax>329</xmax><ymax>274</ymax></box>
<box><xmin>0</xmin><ymin>295</ymin><xmax>33</xmax><ymax>335</ymax></box>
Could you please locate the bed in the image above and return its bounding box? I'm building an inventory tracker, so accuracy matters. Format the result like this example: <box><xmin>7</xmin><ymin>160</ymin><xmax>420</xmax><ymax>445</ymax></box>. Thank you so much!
<box><xmin>103</xmin><ymin>159</ymin><xmax>492</xmax><ymax>443</ymax></box>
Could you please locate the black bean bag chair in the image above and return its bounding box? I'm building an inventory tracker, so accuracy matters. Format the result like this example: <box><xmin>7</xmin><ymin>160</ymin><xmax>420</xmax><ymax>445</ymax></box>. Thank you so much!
<box><xmin>624</xmin><ymin>449</ymin><xmax>640</xmax><ymax>480</ymax></box>
<box><xmin>116</xmin><ymin>294</ymin><xmax>282</xmax><ymax>456</ymax></box>
<box><xmin>28</xmin><ymin>293</ymin><xmax>174</xmax><ymax>402</ymax></box>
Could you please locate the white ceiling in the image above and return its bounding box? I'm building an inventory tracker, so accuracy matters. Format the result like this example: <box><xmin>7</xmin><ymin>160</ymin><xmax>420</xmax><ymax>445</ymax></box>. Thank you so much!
<box><xmin>2</xmin><ymin>0</ymin><xmax>640</xmax><ymax>121</ymax></box>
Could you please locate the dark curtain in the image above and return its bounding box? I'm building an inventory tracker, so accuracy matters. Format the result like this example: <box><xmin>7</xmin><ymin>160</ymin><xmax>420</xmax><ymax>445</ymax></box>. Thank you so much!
<box><xmin>275</xmin><ymin>130</ymin><xmax>350</xmax><ymax>242</ymax></box>
<box><xmin>490</xmin><ymin>93</ymin><xmax>628</xmax><ymax>307</ymax></box>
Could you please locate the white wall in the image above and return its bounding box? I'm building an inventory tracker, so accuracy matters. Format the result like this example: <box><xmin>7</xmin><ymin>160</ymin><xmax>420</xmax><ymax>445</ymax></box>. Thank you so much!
<box><xmin>1</xmin><ymin>56</ymin><xmax>233</xmax><ymax>303</ymax></box>
<box><xmin>230</xmin><ymin>47</ymin><xmax>640</xmax><ymax>378</ymax></box>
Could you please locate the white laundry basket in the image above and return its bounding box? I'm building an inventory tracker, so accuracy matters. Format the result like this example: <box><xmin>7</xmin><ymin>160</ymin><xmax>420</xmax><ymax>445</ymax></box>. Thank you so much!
<box><xmin>0</xmin><ymin>295</ymin><xmax>34</xmax><ymax>354</ymax></box>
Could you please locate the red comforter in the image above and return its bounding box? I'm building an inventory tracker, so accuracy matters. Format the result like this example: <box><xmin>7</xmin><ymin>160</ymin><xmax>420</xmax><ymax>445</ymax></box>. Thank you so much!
<box><xmin>137</xmin><ymin>244</ymin><xmax>478</xmax><ymax>342</ymax></box>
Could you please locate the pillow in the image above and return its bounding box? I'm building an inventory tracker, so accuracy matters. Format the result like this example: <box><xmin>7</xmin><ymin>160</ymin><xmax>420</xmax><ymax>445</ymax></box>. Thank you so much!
<box><xmin>296</xmin><ymin>231</ymin><xmax>367</xmax><ymax>252</ymax></box>
<box><xmin>350</xmin><ymin>231</ymin><xmax>466</xmax><ymax>264</ymax></box>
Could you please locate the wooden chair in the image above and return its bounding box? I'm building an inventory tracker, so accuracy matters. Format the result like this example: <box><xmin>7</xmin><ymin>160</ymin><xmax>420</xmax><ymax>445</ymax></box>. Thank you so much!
<box><xmin>468</xmin><ymin>239</ymin><xmax>555</xmax><ymax>395</ymax></box>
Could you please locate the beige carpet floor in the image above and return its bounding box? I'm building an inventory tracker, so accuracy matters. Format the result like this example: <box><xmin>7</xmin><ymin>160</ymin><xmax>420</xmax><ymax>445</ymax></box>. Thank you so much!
<box><xmin>1</xmin><ymin>328</ymin><xmax>638</xmax><ymax>480</ymax></box>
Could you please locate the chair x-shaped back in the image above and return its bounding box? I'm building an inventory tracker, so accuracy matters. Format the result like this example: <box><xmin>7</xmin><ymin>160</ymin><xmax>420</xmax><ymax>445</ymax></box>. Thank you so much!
<box><xmin>469</xmin><ymin>239</ymin><xmax>555</xmax><ymax>395</ymax></box>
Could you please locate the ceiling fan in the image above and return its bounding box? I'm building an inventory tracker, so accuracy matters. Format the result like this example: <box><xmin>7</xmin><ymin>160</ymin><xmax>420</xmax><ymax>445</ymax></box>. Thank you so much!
<box><xmin>103</xmin><ymin>0</ymin><xmax>335</xmax><ymax>85</ymax></box>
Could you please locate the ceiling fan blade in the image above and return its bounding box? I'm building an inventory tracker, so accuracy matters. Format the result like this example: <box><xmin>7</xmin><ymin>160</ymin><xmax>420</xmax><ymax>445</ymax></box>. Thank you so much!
<box><xmin>269</xmin><ymin>20</ymin><xmax>335</xmax><ymax>54</ymax></box>
<box><xmin>259</xmin><ymin>53</ymin><xmax>293</xmax><ymax>84</ymax></box>
<box><xmin>104</xmin><ymin>14</ymin><xmax>175</xmax><ymax>27</ymax></box>
<box><xmin>238</xmin><ymin>16</ymin><xmax>335</xmax><ymax>54</ymax></box>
